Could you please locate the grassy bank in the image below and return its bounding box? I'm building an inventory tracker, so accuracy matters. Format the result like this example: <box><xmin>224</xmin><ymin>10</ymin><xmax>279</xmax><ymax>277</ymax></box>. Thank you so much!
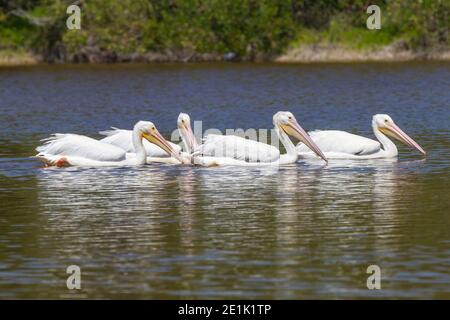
<box><xmin>0</xmin><ymin>50</ymin><xmax>38</xmax><ymax>65</ymax></box>
<box><xmin>0</xmin><ymin>1</ymin><xmax>449</xmax><ymax>64</ymax></box>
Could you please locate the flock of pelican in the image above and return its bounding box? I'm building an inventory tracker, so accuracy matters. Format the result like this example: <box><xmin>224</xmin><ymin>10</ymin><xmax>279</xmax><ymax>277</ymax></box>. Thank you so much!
<box><xmin>34</xmin><ymin>112</ymin><xmax>426</xmax><ymax>167</ymax></box>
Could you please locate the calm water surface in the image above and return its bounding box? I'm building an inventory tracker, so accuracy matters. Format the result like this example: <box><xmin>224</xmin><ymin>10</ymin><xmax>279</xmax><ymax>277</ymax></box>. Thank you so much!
<box><xmin>0</xmin><ymin>63</ymin><xmax>449</xmax><ymax>299</ymax></box>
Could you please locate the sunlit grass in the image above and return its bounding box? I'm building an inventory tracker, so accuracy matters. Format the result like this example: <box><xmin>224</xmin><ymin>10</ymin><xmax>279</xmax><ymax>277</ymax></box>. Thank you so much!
<box><xmin>291</xmin><ymin>20</ymin><xmax>398</xmax><ymax>51</ymax></box>
<box><xmin>0</xmin><ymin>49</ymin><xmax>37</xmax><ymax>65</ymax></box>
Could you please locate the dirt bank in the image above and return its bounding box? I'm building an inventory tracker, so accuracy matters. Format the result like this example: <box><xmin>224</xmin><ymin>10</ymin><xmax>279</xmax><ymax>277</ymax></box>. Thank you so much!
<box><xmin>275</xmin><ymin>43</ymin><xmax>450</xmax><ymax>63</ymax></box>
<box><xmin>0</xmin><ymin>51</ymin><xmax>39</xmax><ymax>66</ymax></box>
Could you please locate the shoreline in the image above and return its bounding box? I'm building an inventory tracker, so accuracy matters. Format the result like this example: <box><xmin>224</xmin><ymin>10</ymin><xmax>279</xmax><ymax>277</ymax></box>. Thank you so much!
<box><xmin>0</xmin><ymin>52</ymin><xmax>40</xmax><ymax>66</ymax></box>
<box><xmin>1</xmin><ymin>46</ymin><xmax>450</xmax><ymax>66</ymax></box>
<box><xmin>276</xmin><ymin>44</ymin><xmax>450</xmax><ymax>63</ymax></box>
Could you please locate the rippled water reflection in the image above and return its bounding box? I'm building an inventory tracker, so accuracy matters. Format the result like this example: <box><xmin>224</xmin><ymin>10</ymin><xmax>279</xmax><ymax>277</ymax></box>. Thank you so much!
<box><xmin>0</xmin><ymin>63</ymin><xmax>449</xmax><ymax>299</ymax></box>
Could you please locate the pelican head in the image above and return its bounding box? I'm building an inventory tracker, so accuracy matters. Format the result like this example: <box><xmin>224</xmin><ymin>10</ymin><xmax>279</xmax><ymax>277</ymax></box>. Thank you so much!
<box><xmin>274</xmin><ymin>111</ymin><xmax>327</xmax><ymax>162</ymax></box>
<box><xmin>177</xmin><ymin>113</ymin><xmax>198</xmax><ymax>153</ymax></box>
<box><xmin>373</xmin><ymin>114</ymin><xmax>426</xmax><ymax>155</ymax></box>
<box><xmin>135</xmin><ymin>121</ymin><xmax>184</xmax><ymax>162</ymax></box>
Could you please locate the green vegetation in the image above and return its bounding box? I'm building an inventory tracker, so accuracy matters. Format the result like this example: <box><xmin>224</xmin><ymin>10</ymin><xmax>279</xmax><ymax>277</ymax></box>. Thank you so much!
<box><xmin>0</xmin><ymin>0</ymin><xmax>449</xmax><ymax>63</ymax></box>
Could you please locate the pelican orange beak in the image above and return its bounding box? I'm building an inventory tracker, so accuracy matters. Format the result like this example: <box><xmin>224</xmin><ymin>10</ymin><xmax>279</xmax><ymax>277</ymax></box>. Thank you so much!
<box><xmin>380</xmin><ymin>123</ymin><xmax>426</xmax><ymax>155</ymax></box>
<box><xmin>182</xmin><ymin>121</ymin><xmax>198</xmax><ymax>153</ymax></box>
<box><xmin>142</xmin><ymin>129</ymin><xmax>184</xmax><ymax>163</ymax></box>
<box><xmin>282</xmin><ymin>119</ymin><xmax>328</xmax><ymax>163</ymax></box>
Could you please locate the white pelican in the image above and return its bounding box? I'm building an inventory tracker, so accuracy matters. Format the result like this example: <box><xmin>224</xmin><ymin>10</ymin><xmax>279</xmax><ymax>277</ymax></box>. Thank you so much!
<box><xmin>98</xmin><ymin>113</ymin><xmax>196</xmax><ymax>164</ymax></box>
<box><xmin>188</xmin><ymin>111</ymin><xmax>327</xmax><ymax>166</ymax></box>
<box><xmin>35</xmin><ymin>121</ymin><xmax>183</xmax><ymax>167</ymax></box>
<box><xmin>99</xmin><ymin>126</ymin><xmax>182</xmax><ymax>156</ymax></box>
<box><xmin>178</xmin><ymin>112</ymin><xmax>199</xmax><ymax>153</ymax></box>
<box><xmin>99</xmin><ymin>113</ymin><xmax>197</xmax><ymax>164</ymax></box>
<box><xmin>296</xmin><ymin>114</ymin><xmax>426</xmax><ymax>159</ymax></box>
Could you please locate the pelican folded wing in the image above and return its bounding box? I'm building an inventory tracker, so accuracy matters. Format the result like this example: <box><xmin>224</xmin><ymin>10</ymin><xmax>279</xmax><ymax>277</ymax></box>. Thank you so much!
<box><xmin>199</xmin><ymin>134</ymin><xmax>280</xmax><ymax>163</ymax></box>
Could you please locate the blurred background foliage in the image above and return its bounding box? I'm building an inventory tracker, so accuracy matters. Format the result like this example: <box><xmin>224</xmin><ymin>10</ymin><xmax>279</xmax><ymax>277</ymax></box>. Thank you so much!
<box><xmin>0</xmin><ymin>0</ymin><xmax>449</xmax><ymax>62</ymax></box>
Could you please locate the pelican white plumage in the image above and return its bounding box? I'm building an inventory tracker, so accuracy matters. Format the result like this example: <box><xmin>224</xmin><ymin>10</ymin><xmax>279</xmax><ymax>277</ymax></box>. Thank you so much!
<box><xmin>296</xmin><ymin>114</ymin><xmax>426</xmax><ymax>159</ymax></box>
<box><xmin>35</xmin><ymin>121</ymin><xmax>183</xmax><ymax>167</ymax></box>
<box><xmin>187</xmin><ymin>111</ymin><xmax>327</xmax><ymax>166</ymax></box>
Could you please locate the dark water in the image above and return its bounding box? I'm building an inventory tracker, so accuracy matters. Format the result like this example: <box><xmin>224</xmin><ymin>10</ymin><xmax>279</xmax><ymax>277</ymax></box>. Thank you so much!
<box><xmin>0</xmin><ymin>63</ymin><xmax>449</xmax><ymax>299</ymax></box>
